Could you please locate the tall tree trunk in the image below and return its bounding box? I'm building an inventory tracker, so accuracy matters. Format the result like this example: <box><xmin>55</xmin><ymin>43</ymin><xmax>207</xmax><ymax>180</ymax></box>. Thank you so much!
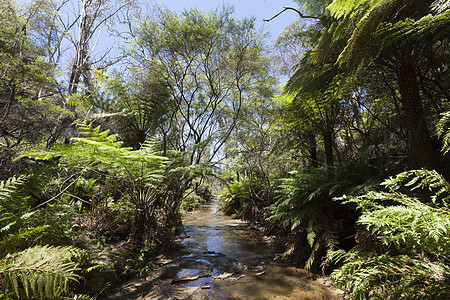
<box><xmin>47</xmin><ymin>0</ymin><xmax>92</xmax><ymax>148</ymax></box>
<box><xmin>323</xmin><ymin>132</ymin><xmax>334</xmax><ymax>167</ymax></box>
<box><xmin>396</xmin><ymin>57</ymin><xmax>435</xmax><ymax>169</ymax></box>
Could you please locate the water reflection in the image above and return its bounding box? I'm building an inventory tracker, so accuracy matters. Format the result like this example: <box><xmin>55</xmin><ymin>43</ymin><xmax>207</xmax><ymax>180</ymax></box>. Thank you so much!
<box><xmin>173</xmin><ymin>201</ymin><xmax>338</xmax><ymax>299</ymax></box>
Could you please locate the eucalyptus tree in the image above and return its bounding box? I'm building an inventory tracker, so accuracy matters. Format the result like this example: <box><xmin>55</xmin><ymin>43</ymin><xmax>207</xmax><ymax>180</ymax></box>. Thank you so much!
<box><xmin>23</xmin><ymin>0</ymin><xmax>139</xmax><ymax>147</ymax></box>
<box><xmin>272</xmin><ymin>20</ymin><xmax>316</xmax><ymax>77</ymax></box>
<box><xmin>64</xmin><ymin>0</ymin><xmax>136</xmax><ymax>96</ymax></box>
<box><xmin>221</xmin><ymin>78</ymin><xmax>285</xmax><ymax>211</ymax></box>
<box><xmin>133</xmin><ymin>6</ymin><xmax>272</xmax><ymax>165</ymax></box>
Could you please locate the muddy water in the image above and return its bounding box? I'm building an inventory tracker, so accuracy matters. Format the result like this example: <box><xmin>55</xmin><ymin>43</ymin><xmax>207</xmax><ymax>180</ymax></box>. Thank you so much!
<box><xmin>112</xmin><ymin>200</ymin><xmax>339</xmax><ymax>299</ymax></box>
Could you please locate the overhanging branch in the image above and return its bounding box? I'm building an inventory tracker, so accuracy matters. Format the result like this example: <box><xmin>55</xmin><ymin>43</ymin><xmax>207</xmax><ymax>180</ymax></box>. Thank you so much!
<box><xmin>263</xmin><ymin>7</ymin><xmax>320</xmax><ymax>22</ymax></box>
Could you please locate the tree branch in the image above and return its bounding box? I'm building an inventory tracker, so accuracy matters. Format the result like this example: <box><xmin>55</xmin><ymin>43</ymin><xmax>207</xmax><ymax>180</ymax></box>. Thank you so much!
<box><xmin>263</xmin><ymin>7</ymin><xmax>321</xmax><ymax>22</ymax></box>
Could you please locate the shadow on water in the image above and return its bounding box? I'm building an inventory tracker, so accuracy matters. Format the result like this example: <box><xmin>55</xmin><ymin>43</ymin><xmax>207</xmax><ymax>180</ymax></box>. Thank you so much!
<box><xmin>111</xmin><ymin>200</ymin><xmax>339</xmax><ymax>299</ymax></box>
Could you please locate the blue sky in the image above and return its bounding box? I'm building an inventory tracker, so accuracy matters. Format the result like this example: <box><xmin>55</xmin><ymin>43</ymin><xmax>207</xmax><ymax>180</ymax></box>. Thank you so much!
<box><xmin>157</xmin><ymin>0</ymin><xmax>299</xmax><ymax>41</ymax></box>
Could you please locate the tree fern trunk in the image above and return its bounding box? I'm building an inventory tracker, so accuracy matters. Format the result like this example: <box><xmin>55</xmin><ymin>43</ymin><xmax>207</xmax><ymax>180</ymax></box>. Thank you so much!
<box><xmin>396</xmin><ymin>57</ymin><xmax>435</xmax><ymax>169</ymax></box>
<box><xmin>133</xmin><ymin>202</ymin><xmax>146</xmax><ymax>244</ymax></box>
<box><xmin>307</xmin><ymin>132</ymin><xmax>318</xmax><ymax>168</ymax></box>
<box><xmin>323</xmin><ymin>132</ymin><xmax>334</xmax><ymax>167</ymax></box>
<box><xmin>350</xmin><ymin>91</ymin><xmax>364</xmax><ymax>133</ymax></box>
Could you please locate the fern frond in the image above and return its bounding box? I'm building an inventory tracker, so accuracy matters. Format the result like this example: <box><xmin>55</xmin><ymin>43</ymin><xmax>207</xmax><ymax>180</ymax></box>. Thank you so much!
<box><xmin>383</xmin><ymin>169</ymin><xmax>450</xmax><ymax>208</ymax></box>
<box><xmin>437</xmin><ymin>111</ymin><xmax>450</xmax><ymax>154</ymax></box>
<box><xmin>333</xmin><ymin>0</ymin><xmax>399</xmax><ymax>66</ymax></box>
<box><xmin>379</xmin><ymin>10</ymin><xmax>450</xmax><ymax>47</ymax></box>
<box><xmin>359</xmin><ymin>205</ymin><xmax>450</xmax><ymax>254</ymax></box>
<box><xmin>327</xmin><ymin>0</ymin><xmax>370</xmax><ymax>19</ymax></box>
<box><xmin>19</xmin><ymin>122</ymin><xmax>169</xmax><ymax>186</ymax></box>
<box><xmin>331</xmin><ymin>253</ymin><xmax>443</xmax><ymax>299</ymax></box>
<box><xmin>327</xmin><ymin>0</ymin><xmax>447</xmax><ymax>74</ymax></box>
<box><xmin>0</xmin><ymin>225</ymin><xmax>48</xmax><ymax>254</ymax></box>
<box><xmin>432</xmin><ymin>0</ymin><xmax>450</xmax><ymax>13</ymax></box>
<box><xmin>333</xmin><ymin>169</ymin><xmax>450</xmax><ymax>299</ymax></box>
<box><xmin>0</xmin><ymin>176</ymin><xmax>28</xmax><ymax>205</ymax></box>
<box><xmin>0</xmin><ymin>245</ymin><xmax>81</xmax><ymax>299</ymax></box>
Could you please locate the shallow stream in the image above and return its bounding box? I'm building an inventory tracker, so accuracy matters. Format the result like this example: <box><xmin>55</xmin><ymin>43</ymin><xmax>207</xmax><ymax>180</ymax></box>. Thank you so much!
<box><xmin>112</xmin><ymin>200</ymin><xmax>339</xmax><ymax>299</ymax></box>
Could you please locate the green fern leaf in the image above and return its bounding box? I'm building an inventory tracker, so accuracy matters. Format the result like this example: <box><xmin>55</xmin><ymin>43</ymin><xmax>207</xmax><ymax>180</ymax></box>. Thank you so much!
<box><xmin>0</xmin><ymin>245</ymin><xmax>82</xmax><ymax>299</ymax></box>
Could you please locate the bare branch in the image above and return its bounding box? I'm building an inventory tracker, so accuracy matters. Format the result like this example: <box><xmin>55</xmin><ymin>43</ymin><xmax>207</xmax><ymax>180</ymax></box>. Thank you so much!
<box><xmin>263</xmin><ymin>7</ymin><xmax>320</xmax><ymax>22</ymax></box>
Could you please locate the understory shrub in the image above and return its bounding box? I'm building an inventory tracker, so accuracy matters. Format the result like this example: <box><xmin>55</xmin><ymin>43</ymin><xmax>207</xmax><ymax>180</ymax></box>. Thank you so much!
<box><xmin>18</xmin><ymin>122</ymin><xmax>176</xmax><ymax>245</ymax></box>
<box><xmin>219</xmin><ymin>171</ymin><xmax>275</xmax><ymax>223</ymax></box>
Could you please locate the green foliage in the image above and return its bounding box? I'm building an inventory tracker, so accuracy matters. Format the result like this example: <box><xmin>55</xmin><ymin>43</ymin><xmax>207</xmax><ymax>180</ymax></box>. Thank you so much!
<box><xmin>326</xmin><ymin>0</ymin><xmax>450</xmax><ymax>92</ymax></box>
<box><xmin>293</xmin><ymin>0</ymin><xmax>332</xmax><ymax>16</ymax></box>
<box><xmin>0</xmin><ymin>175</ymin><xmax>29</xmax><ymax>212</ymax></box>
<box><xmin>332</xmin><ymin>169</ymin><xmax>450</xmax><ymax>299</ymax></box>
<box><xmin>383</xmin><ymin>169</ymin><xmax>450</xmax><ymax>208</ymax></box>
<box><xmin>180</xmin><ymin>187</ymin><xmax>209</xmax><ymax>214</ymax></box>
<box><xmin>0</xmin><ymin>0</ymin><xmax>68</xmax><ymax>178</ymax></box>
<box><xmin>134</xmin><ymin>5</ymin><xmax>273</xmax><ymax>164</ymax></box>
<box><xmin>0</xmin><ymin>245</ymin><xmax>82</xmax><ymax>299</ymax></box>
<box><xmin>75</xmin><ymin>68</ymin><xmax>171</xmax><ymax>150</ymax></box>
<box><xmin>286</xmin><ymin>0</ymin><xmax>448</xmax><ymax>170</ymax></box>
<box><xmin>332</xmin><ymin>252</ymin><xmax>449</xmax><ymax>299</ymax></box>
<box><xmin>18</xmin><ymin>122</ymin><xmax>169</xmax><ymax>188</ymax></box>
<box><xmin>0</xmin><ymin>173</ymin><xmax>83</xmax><ymax>299</ymax></box>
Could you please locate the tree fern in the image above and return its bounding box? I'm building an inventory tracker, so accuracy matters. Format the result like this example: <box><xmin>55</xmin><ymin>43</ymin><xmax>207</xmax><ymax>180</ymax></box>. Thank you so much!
<box><xmin>267</xmin><ymin>168</ymin><xmax>358</xmax><ymax>270</ymax></box>
<box><xmin>17</xmin><ymin>121</ymin><xmax>175</xmax><ymax>244</ymax></box>
<box><xmin>383</xmin><ymin>169</ymin><xmax>450</xmax><ymax>208</ymax></box>
<box><xmin>218</xmin><ymin>177</ymin><xmax>251</xmax><ymax>218</ymax></box>
<box><xmin>332</xmin><ymin>252</ymin><xmax>447</xmax><ymax>299</ymax></box>
<box><xmin>0</xmin><ymin>245</ymin><xmax>81</xmax><ymax>299</ymax></box>
<box><xmin>432</xmin><ymin>0</ymin><xmax>450</xmax><ymax>13</ymax></box>
<box><xmin>327</xmin><ymin>0</ymin><xmax>448</xmax><ymax>69</ymax></box>
<box><xmin>0</xmin><ymin>176</ymin><xmax>46</xmax><ymax>255</ymax></box>
<box><xmin>378</xmin><ymin>10</ymin><xmax>450</xmax><ymax>48</ymax></box>
<box><xmin>18</xmin><ymin>121</ymin><xmax>169</xmax><ymax>184</ymax></box>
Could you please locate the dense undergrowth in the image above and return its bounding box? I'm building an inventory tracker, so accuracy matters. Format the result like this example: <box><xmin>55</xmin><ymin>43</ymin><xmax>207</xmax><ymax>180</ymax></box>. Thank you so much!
<box><xmin>0</xmin><ymin>123</ymin><xmax>213</xmax><ymax>299</ymax></box>
<box><xmin>332</xmin><ymin>170</ymin><xmax>450</xmax><ymax>299</ymax></box>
